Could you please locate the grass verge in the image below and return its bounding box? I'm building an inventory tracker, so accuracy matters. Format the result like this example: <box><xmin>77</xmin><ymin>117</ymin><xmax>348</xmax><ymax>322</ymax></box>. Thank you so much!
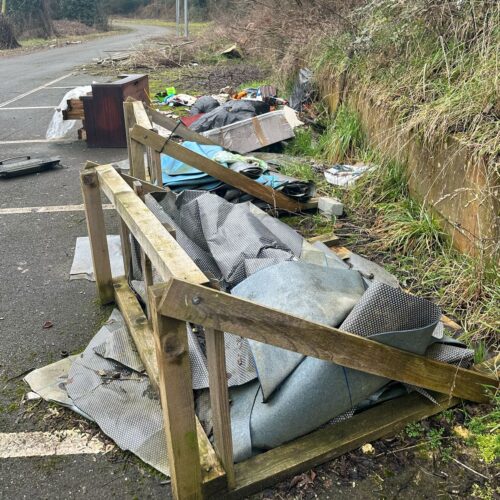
<box><xmin>284</xmin><ymin>104</ymin><xmax>499</xmax><ymax>350</ymax></box>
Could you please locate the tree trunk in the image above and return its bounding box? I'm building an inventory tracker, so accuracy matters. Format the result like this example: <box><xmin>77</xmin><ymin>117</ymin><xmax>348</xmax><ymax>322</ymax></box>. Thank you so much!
<box><xmin>40</xmin><ymin>0</ymin><xmax>55</xmax><ymax>38</ymax></box>
<box><xmin>0</xmin><ymin>13</ymin><xmax>20</xmax><ymax>49</ymax></box>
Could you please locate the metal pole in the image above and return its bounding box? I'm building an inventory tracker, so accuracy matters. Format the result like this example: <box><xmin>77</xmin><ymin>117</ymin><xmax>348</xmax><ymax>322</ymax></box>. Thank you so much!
<box><xmin>175</xmin><ymin>0</ymin><xmax>180</xmax><ymax>37</ymax></box>
<box><xmin>184</xmin><ymin>0</ymin><xmax>189</xmax><ymax>39</ymax></box>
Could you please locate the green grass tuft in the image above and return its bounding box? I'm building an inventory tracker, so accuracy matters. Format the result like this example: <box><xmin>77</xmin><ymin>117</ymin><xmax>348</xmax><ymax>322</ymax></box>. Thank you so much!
<box><xmin>317</xmin><ymin>105</ymin><xmax>365</xmax><ymax>163</ymax></box>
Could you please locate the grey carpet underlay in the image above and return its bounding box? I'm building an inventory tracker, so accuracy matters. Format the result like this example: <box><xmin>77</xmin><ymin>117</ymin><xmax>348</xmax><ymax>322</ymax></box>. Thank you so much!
<box><xmin>28</xmin><ymin>190</ymin><xmax>474</xmax><ymax>474</ymax></box>
<box><xmin>65</xmin><ymin>310</ymin><xmax>170</xmax><ymax>476</ymax></box>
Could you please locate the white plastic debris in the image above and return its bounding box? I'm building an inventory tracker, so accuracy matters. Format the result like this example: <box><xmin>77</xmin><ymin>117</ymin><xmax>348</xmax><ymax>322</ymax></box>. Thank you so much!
<box><xmin>361</xmin><ymin>443</ymin><xmax>375</xmax><ymax>454</ymax></box>
<box><xmin>46</xmin><ymin>85</ymin><xmax>91</xmax><ymax>140</ymax></box>
<box><xmin>324</xmin><ymin>164</ymin><xmax>374</xmax><ymax>187</ymax></box>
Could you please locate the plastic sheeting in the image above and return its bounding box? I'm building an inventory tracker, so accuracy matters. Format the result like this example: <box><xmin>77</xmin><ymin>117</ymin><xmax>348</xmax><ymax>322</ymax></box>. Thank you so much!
<box><xmin>70</xmin><ymin>235</ymin><xmax>124</xmax><ymax>281</ymax></box>
<box><xmin>46</xmin><ymin>86</ymin><xmax>91</xmax><ymax>140</ymax></box>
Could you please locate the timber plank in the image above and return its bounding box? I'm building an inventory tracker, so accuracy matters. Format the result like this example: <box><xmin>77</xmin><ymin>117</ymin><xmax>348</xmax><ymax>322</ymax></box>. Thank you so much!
<box><xmin>227</xmin><ymin>392</ymin><xmax>458</xmax><ymax>498</ymax></box>
<box><xmin>112</xmin><ymin>278</ymin><xmax>226</xmax><ymax>494</ymax></box>
<box><xmin>150</xmin><ymin>288</ymin><xmax>203</xmax><ymax>499</ymax></box>
<box><xmin>119</xmin><ymin>171</ymin><xmax>170</xmax><ymax>194</ymax></box>
<box><xmin>96</xmin><ymin>164</ymin><xmax>208</xmax><ymax>285</ymax></box>
<box><xmin>307</xmin><ymin>233</ymin><xmax>340</xmax><ymax>246</ymax></box>
<box><xmin>205</xmin><ymin>328</ymin><xmax>235</xmax><ymax>488</ymax></box>
<box><xmin>124</xmin><ymin>101</ymin><xmax>147</xmax><ymax>180</ymax></box>
<box><xmin>130</xmin><ymin>125</ymin><xmax>309</xmax><ymax>212</ymax></box>
<box><xmin>148</xmin><ymin>106</ymin><xmax>216</xmax><ymax>145</ymax></box>
<box><xmin>159</xmin><ymin>279</ymin><xmax>498</xmax><ymax>403</ymax></box>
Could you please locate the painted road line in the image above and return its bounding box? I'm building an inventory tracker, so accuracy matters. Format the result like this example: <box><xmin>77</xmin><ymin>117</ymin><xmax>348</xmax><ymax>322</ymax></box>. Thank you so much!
<box><xmin>0</xmin><ymin>204</ymin><xmax>114</xmax><ymax>215</ymax></box>
<box><xmin>0</xmin><ymin>72</ymin><xmax>73</xmax><ymax>108</ymax></box>
<box><xmin>0</xmin><ymin>139</ymin><xmax>74</xmax><ymax>145</ymax></box>
<box><xmin>0</xmin><ymin>430</ymin><xmax>113</xmax><ymax>458</ymax></box>
<box><xmin>0</xmin><ymin>106</ymin><xmax>57</xmax><ymax>111</ymax></box>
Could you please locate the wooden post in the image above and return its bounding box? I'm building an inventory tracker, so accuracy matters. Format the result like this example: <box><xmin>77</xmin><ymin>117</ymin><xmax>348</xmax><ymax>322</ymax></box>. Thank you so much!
<box><xmin>150</xmin><ymin>286</ymin><xmax>203</xmax><ymax>500</ymax></box>
<box><xmin>119</xmin><ymin>218</ymin><xmax>132</xmax><ymax>280</ymax></box>
<box><xmin>80</xmin><ymin>170</ymin><xmax>114</xmax><ymax>304</ymax></box>
<box><xmin>146</xmin><ymin>127</ymin><xmax>162</xmax><ymax>186</ymax></box>
<box><xmin>205</xmin><ymin>328</ymin><xmax>235</xmax><ymax>488</ymax></box>
<box><xmin>150</xmin><ymin>146</ymin><xmax>163</xmax><ymax>186</ymax></box>
<box><xmin>124</xmin><ymin>101</ymin><xmax>146</xmax><ymax>180</ymax></box>
<box><xmin>133</xmin><ymin>181</ymin><xmax>154</xmax><ymax>316</ymax></box>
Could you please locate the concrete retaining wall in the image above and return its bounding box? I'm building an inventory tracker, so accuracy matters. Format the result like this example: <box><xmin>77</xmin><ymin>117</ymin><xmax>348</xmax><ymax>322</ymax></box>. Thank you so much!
<box><xmin>320</xmin><ymin>81</ymin><xmax>499</xmax><ymax>256</ymax></box>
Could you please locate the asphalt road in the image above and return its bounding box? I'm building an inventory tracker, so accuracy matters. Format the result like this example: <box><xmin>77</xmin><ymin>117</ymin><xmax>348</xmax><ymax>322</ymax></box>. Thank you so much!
<box><xmin>0</xmin><ymin>23</ymin><xmax>173</xmax><ymax>499</ymax></box>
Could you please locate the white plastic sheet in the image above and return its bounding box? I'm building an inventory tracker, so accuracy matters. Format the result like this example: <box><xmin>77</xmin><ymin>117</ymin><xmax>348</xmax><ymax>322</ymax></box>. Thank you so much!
<box><xmin>46</xmin><ymin>86</ymin><xmax>91</xmax><ymax>140</ymax></box>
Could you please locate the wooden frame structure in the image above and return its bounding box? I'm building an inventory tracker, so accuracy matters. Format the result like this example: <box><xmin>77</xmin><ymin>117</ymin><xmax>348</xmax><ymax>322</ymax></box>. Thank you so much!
<box><xmin>80</xmin><ymin>101</ymin><xmax>499</xmax><ymax>499</ymax></box>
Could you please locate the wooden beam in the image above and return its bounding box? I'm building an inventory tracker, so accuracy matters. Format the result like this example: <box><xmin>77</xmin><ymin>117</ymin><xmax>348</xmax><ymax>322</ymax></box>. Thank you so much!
<box><xmin>148</xmin><ymin>106</ymin><xmax>217</xmax><ymax>145</ymax></box>
<box><xmin>130</xmin><ymin>125</ymin><xmax>311</xmax><ymax>213</ymax></box>
<box><xmin>147</xmin><ymin>136</ymin><xmax>163</xmax><ymax>186</ymax></box>
<box><xmin>112</xmin><ymin>278</ymin><xmax>226</xmax><ymax>495</ymax></box>
<box><xmin>307</xmin><ymin>233</ymin><xmax>340</xmax><ymax>246</ymax></box>
<box><xmin>228</xmin><ymin>391</ymin><xmax>458</xmax><ymax>498</ymax></box>
<box><xmin>124</xmin><ymin>100</ymin><xmax>152</xmax><ymax>180</ymax></box>
<box><xmin>80</xmin><ymin>170</ymin><xmax>114</xmax><ymax>304</ymax></box>
<box><xmin>158</xmin><ymin>279</ymin><xmax>498</xmax><ymax>403</ymax></box>
<box><xmin>150</xmin><ymin>286</ymin><xmax>203</xmax><ymax>499</ymax></box>
<box><xmin>95</xmin><ymin>164</ymin><xmax>208</xmax><ymax>285</ymax></box>
<box><xmin>205</xmin><ymin>328</ymin><xmax>235</xmax><ymax>488</ymax></box>
<box><xmin>228</xmin><ymin>352</ymin><xmax>498</xmax><ymax>498</ymax></box>
<box><xmin>119</xmin><ymin>171</ymin><xmax>170</xmax><ymax>195</ymax></box>
<box><xmin>118</xmin><ymin>217</ymin><xmax>132</xmax><ymax>279</ymax></box>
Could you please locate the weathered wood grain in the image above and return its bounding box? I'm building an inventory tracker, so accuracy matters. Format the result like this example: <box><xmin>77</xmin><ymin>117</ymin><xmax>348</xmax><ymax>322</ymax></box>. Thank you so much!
<box><xmin>80</xmin><ymin>170</ymin><xmax>114</xmax><ymax>304</ymax></box>
<box><xmin>130</xmin><ymin>125</ymin><xmax>312</xmax><ymax>212</ymax></box>
<box><xmin>227</xmin><ymin>392</ymin><xmax>458</xmax><ymax>498</ymax></box>
<box><xmin>96</xmin><ymin>164</ymin><xmax>208</xmax><ymax>285</ymax></box>
<box><xmin>159</xmin><ymin>279</ymin><xmax>497</xmax><ymax>403</ymax></box>
<box><xmin>112</xmin><ymin>278</ymin><xmax>226</xmax><ymax>495</ymax></box>
<box><xmin>205</xmin><ymin>328</ymin><xmax>235</xmax><ymax>488</ymax></box>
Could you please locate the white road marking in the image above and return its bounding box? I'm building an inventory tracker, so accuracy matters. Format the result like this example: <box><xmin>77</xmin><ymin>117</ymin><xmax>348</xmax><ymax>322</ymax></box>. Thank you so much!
<box><xmin>0</xmin><ymin>72</ymin><xmax>73</xmax><ymax>108</ymax></box>
<box><xmin>0</xmin><ymin>139</ymin><xmax>74</xmax><ymax>145</ymax></box>
<box><xmin>0</xmin><ymin>106</ymin><xmax>56</xmax><ymax>111</ymax></box>
<box><xmin>0</xmin><ymin>204</ymin><xmax>114</xmax><ymax>215</ymax></box>
<box><xmin>0</xmin><ymin>430</ymin><xmax>113</xmax><ymax>458</ymax></box>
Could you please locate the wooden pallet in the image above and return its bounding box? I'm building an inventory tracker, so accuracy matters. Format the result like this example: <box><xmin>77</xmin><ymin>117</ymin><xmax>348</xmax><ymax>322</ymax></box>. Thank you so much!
<box><xmin>80</xmin><ymin>100</ymin><xmax>499</xmax><ymax>500</ymax></box>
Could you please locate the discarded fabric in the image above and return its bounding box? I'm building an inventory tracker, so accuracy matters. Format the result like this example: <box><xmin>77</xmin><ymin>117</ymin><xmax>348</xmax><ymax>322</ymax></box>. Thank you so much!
<box><xmin>164</xmin><ymin>93</ymin><xmax>197</xmax><ymax>107</ymax></box>
<box><xmin>190</xmin><ymin>96</ymin><xmax>220</xmax><ymax>115</ymax></box>
<box><xmin>190</xmin><ymin>100</ymin><xmax>270</xmax><ymax>133</ymax></box>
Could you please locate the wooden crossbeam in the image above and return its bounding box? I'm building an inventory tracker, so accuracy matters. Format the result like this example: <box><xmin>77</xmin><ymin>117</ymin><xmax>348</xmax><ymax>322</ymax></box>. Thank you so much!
<box><xmin>129</xmin><ymin>124</ymin><xmax>317</xmax><ymax>212</ymax></box>
<box><xmin>95</xmin><ymin>164</ymin><xmax>208</xmax><ymax>285</ymax></box>
<box><xmin>148</xmin><ymin>106</ymin><xmax>217</xmax><ymax>145</ymax></box>
<box><xmin>158</xmin><ymin>278</ymin><xmax>498</xmax><ymax>403</ymax></box>
<box><xmin>119</xmin><ymin>171</ymin><xmax>170</xmax><ymax>194</ymax></box>
<box><xmin>228</xmin><ymin>391</ymin><xmax>458</xmax><ymax>498</ymax></box>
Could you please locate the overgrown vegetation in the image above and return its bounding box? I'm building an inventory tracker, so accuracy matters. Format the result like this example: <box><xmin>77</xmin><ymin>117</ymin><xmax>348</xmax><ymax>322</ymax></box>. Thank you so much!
<box><xmin>284</xmin><ymin>104</ymin><xmax>499</xmax><ymax>350</ymax></box>
<box><xmin>315</xmin><ymin>0</ymin><xmax>499</xmax><ymax>158</ymax></box>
